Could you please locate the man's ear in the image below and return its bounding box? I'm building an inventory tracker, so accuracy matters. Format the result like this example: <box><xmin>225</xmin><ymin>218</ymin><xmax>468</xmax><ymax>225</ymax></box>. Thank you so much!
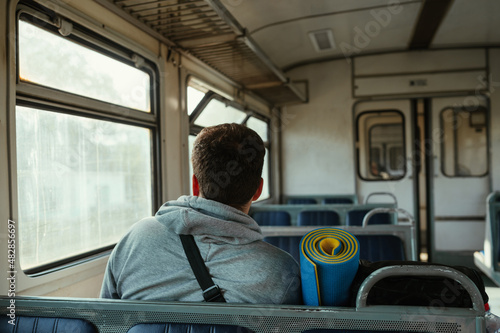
<box><xmin>192</xmin><ymin>175</ymin><xmax>200</xmax><ymax>196</ymax></box>
<box><xmin>252</xmin><ymin>178</ymin><xmax>264</xmax><ymax>201</ymax></box>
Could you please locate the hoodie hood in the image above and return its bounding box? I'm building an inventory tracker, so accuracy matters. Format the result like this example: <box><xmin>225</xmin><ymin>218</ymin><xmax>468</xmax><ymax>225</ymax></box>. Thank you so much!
<box><xmin>155</xmin><ymin>195</ymin><xmax>263</xmax><ymax>245</ymax></box>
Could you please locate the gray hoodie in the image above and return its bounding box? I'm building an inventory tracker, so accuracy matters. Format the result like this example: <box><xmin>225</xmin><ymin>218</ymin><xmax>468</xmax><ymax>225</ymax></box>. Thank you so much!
<box><xmin>100</xmin><ymin>196</ymin><xmax>301</xmax><ymax>304</ymax></box>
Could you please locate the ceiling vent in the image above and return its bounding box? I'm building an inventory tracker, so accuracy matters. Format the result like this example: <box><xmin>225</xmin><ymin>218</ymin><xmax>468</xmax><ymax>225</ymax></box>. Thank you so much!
<box><xmin>309</xmin><ymin>29</ymin><xmax>336</xmax><ymax>52</ymax></box>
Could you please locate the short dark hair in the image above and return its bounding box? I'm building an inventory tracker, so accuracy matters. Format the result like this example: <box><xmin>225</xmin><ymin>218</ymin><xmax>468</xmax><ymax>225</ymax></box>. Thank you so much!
<box><xmin>192</xmin><ymin>123</ymin><xmax>265</xmax><ymax>208</ymax></box>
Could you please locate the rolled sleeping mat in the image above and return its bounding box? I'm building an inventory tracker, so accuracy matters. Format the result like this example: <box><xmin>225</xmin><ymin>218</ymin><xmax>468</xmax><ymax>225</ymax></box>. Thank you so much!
<box><xmin>300</xmin><ymin>228</ymin><xmax>360</xmax><ymax>306</ymax></box>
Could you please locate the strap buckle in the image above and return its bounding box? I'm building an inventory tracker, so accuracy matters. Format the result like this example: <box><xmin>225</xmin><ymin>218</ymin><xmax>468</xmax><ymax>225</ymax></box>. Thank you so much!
<box><xmin>203</xmin><ymin>284</ymin><xmax>224</xmax><ymax>302</ymax></box>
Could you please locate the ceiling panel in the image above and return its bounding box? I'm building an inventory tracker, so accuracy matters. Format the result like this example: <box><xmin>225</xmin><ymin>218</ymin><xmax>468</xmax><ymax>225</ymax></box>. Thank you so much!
<box><xmin>223</xmin><ymin>0</ymin><xmax>419</xmax><ymax>34</ymax></box>
<box><xmin>250</xmin><ymin>2</ymin><xmax>422</xmax><ymax>69</ymax></box>
<box><xmin>432</xmin><ymin>0</ymin><xmax>500</xmax><ymax>47</ymax></box>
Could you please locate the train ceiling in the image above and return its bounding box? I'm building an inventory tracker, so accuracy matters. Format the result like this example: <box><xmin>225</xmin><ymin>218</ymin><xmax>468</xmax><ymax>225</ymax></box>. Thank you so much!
<box><xmin>95</xmin><ymin>0</ymin><xmax>500</xmax><ymax>106</ymax></box>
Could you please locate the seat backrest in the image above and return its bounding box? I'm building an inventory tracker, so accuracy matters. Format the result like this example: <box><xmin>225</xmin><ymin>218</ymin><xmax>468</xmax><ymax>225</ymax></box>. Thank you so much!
<box><xmin>127</xmin><ymin>322</ymin><xmax>254</xmax><ymax>333</ymax></box>
<box><xmin>264</xmin><ymin>236</ymin><xmax>302</xmax><ymax>262</ymax></box>
<box><xmin>346</xmin><ymin>209</ymin><xmax>391</xmax><ymax>226</ymax></box>
<box><xmin>297</xmin><ymin>210</ymin><xmax>340</xmax><ymax>226</ymax></box>
<box><xmin>356</xmin><ymin>235</ymin><xmax>406</xmax><ymax>261</ymax></box>
<box><xmin>322</xmin><ymin>198</ymin><xmax>353</xmax><ymax>204</ymax></box>
<box><xmin>0</xmin><ymin>315</ymin><xmax>97</xmax><ymax>333</ymax></box>
<box><xmin>287</xmin><ymin>198</ymin><xmax>317</xmax><ymax>205</ymax></box>
<box><xmin>252</xmin><ymin>211</ymin><xmax>291</xmax><ymax>226</ymax></box>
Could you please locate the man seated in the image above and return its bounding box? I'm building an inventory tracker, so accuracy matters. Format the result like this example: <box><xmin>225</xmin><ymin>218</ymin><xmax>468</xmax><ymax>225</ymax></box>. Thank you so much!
<box><xmin>100</xmin><ymin>123</ymin><xmax>301</xmax><ymax>304</ymax></box>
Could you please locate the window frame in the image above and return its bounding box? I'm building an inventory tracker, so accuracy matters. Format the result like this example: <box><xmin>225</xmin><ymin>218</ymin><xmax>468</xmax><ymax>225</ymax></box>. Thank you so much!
<box><xmin>439</xmin><ymin>106</ymin><xmax>489</xmax><ymax>178</ymax></box>
<box><xmin>186</xmin><ymin>79</ymin><xmax>272</xmax><ymax>202</ymax></box>
<box><xmin>13</xmin><ymin>6</ymin><xmax>162</xmax><ymax>275</ymax></box>
<box><xmin>356</xmin><ymin>110</ymin><xmax>406</xmax><ymax>182</ymax></box>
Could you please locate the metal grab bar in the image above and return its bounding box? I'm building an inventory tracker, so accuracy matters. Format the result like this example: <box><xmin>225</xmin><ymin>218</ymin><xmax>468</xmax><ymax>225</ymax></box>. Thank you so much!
<box><xmin>364</xmin><ymin>192</ymin><xmax>398</xmax><ymax>206</ymax></box>
<box><xmin>361</xmin><ymin>207</ymin><xmax>414</xmax><ymax>227</ymax></box>
<box><xmin>355</xmin><ymin>265</ymin><xmax>485</xmax><ymax>315</ymax></box>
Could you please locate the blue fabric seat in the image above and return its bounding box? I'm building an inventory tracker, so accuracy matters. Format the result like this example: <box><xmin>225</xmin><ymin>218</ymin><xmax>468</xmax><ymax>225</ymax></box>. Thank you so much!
<box><xmin>0</xmin><ymin>315</ymin><xmax>97</xmax><ymax>333</ymax></box>
<box><xmin>264</xmin><ymin>234</ymin><xmax>404</xmax><ymax>263</ymax></box>
<box><xmin>287</xmin><ymin>198</ymin><xmax>317</xmax><ymax>205</ymax></box>
<box><xmin>264</xmin><ymin>236</ymin><xmax>302</xmax><ymax>262</ymax></box>
<box><xmin>356</xmin><ymin>235</ymin><xmax>406</xmax><ymax>261</ymax></box>
<box><xmin>346</xmin><ymin>209</ymin><xmax>391</xmax><ymax>226</ymax></box>
<box><xmin>297</xmin><ymin>210</ymin><xmax>340</xmax><ymax>226</ymax></box>
<box><xmin>127</xmin><ymin>323</ymin><xmax>254</xmax><ymax>332</ymax></box>
<box><xmin>252</xmin><ymin>211</ymin><xmax>291</xmax><ymax>226</ymax></box>
<box><xmin>322</xmin><ymin>198</ymin><xmax>353</xmax><ymax>204</ymax></box>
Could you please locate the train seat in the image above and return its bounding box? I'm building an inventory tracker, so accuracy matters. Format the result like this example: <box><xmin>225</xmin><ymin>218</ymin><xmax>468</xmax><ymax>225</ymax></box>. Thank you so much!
<box><xmin>322</xmin><ymin>198</ymin><xmax>354</xmax><ymax>204</ymax></box>
<box><xmin>264</xmin><ymin>236</ymin><xmax>302</xmax><ymax>262</ymax></box>
<box><xmin>252</xmin><ymin>211</ymin><xmax>291</xmax><ymax>226</ymax></box>
<box><xmin>287</xmin><ymin>198</ymin><xmax>317</xmax><ymax>205</ymax></box>
<box><xmin>264</xmin><ymin>234</ymin><xmax>406</xmax><ymax>263</ymax></box>
<box><xmin>346</xmin><ymin>209</ymin><xmax>391</xmax><ymax>226</ymax></box>
<box><xmin>356</xmin><ymin>235</ymin><xmax>406</xmax><ymax>261</ymax></box>
<box><xmin>127</xmin><ymin>323</ymin><xmax>254</xmax><ymax>333</ymax></box>
<box><xmin>297</xmin><ymin>210</ymin><xmax>340</xmax><ymax>226</ymax></box>
<box><xmin>0</xmin><ymin>315</ymin><xmax>97</xmax><ymax>333</ymax></box>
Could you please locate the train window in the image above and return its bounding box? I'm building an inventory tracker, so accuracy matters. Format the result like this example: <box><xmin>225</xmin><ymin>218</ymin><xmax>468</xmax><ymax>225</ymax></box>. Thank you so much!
<box><xmin>187</xmin><ymin>83</ymin><xmax>271</xmax><ymax>200</ymax></box>
<box><xmin>389</xmin><ymin>146</ymin><xmax>405</xmax><ymax>171</ymax></box>
<box><xmin>15</xmin><ymin>12</ymin><xmax>159</xmax><ymax>273</ymax></box>
<box><xmin>193</xmin><ymin>98</ymin><xmax>247</xmax><ymax>127</ymax></box>
<box><xmin>246</xmin><ymin>116</ymin><xmax>269</xmax><ymax>142</ymax></box>
<box><xmin>246</xmin><ymin>117</ymin><xmax>271</xmax><ymax>201</ymax></box>
<box><xmin>16</xmin><ymin>106</ymin><xmax>153</xmax><ymax>270</ymax></box>
<box><xmin>187</xmin><ymin>86</ymin><xmax>206</xmax><ymax>116</ymax></box>
<box><xmin>441</xmin><ymin>107</ymin><xmax>488</xmax><ymax>177</ymax></box>
<box><xmin>19</xmin><ymin>20</ymin><xmax>151</xmax><ymax>112</ymax></box>
<box><xmin>357</xmin><ymin>111</ymin><xmax>405</xmax><ymax>180</ymax></box>
<box><xmin>260</xmin><ymin>148</ymin><xmax>270</xmax><ymax>200</ymax></box>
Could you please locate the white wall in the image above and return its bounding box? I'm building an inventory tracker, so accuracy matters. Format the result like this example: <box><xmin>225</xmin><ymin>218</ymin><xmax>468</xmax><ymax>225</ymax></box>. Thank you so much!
<box><xmin>282</xmin><ymin>59</ymin><xmax>356</xmax><ymax>196</ymax></box>
<box><xmin>490</xmin><ymin>48</ymin><xmax>500</xmax><ymax>191</ymax></box>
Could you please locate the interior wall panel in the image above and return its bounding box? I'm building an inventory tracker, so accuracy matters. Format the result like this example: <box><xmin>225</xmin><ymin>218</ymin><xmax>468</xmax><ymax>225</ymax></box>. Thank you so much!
<box><xmin>490</xmin><ymin>49</ymin><xmax>500</xmax><ymax>191</ymax></box>
<box><xmin>283</xmin><ymin>59</ymin><xmax>355</xmax><ymax>196</ymax></box>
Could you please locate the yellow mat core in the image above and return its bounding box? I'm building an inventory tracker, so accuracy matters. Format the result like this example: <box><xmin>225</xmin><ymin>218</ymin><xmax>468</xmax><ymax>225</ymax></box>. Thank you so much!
<box><xmin>319</xmin><ymin>238</ymin><xmax>342</xmax><ymax>256</ymax></box>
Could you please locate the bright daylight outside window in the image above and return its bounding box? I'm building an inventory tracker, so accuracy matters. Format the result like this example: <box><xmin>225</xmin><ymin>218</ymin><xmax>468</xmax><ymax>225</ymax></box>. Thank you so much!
<box><xmin>18</xmin><ymin>20</ymin><xmax>151</xmax><ymax>112</ymax></box>
<box><xmin>16</xmin><ymin>17</ymin><xmax>156</xmax><ymax>271</ymax></box>
<box><xmin>187</xmin><ymin>84</ymin><xmax>271</xmax><ymax>201</ymax></box>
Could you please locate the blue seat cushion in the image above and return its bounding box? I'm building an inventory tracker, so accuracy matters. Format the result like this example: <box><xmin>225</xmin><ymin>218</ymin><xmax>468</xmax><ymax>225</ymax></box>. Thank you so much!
<box><xmin>298</xmin><ymin>210</ymin><xmax>340</xmax><ymax>226</ymax></box>
<box><xmin>322</xmin><ymin>198</ymin><xmax>353</xmax><ymax>204</ymax></box>
<box><xmin>0</xmin><ymin>315</ymin><xmax>97</xmax><ymax>333</ymax></box>
<box><xmin>346</xmin><ymin>210</ymin><xmax>391</xmax><ymax>226</ymax></box>
<box><xmin>127</xmin><ymin>323</ymin><xmax>254</xmax><ymax>333</ymax></box>
<box><xmin>287</xmin><ymin>198</ymin><xmax>317</xmax><ymax>205</ymax></box>
<box><xmin>252</xmin><ymin>211</ymin><xmax>291</xmax><ymax>226</ymax></box>
<box><xmin>357</xmin><ymin>235</ymin><xmax>405</xmax><ymax>261</ymax></box>
<box><xmin>264</xmin><ymin>236</ymin><xmax>302</xmax><ymax>263</ymax></box>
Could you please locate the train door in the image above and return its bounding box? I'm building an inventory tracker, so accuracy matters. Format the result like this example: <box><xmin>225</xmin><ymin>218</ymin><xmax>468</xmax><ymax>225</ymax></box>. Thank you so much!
<box><xmin>428</xmin><ymin>95</ymin><xmax>490</xmax><ymax>265</ymax></box>
<box><xmin>354</xmin><ymin>100</ymin><xmax>417</xmax><ymax>218</ymax></box>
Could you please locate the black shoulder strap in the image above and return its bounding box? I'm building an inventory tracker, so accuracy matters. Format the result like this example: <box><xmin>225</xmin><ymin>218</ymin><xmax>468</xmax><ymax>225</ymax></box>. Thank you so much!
<box><xmin>179</xmin><ymin>234</ymin><xmax>226</xmax><ymax>302</ymax></box>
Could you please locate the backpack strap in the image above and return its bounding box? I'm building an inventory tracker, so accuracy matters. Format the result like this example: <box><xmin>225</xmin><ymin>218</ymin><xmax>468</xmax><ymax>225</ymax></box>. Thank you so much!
<box><xmin>179</xmin><ymin>234</ymin><xmax>226</xmax><ymax>302</ymax></box>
